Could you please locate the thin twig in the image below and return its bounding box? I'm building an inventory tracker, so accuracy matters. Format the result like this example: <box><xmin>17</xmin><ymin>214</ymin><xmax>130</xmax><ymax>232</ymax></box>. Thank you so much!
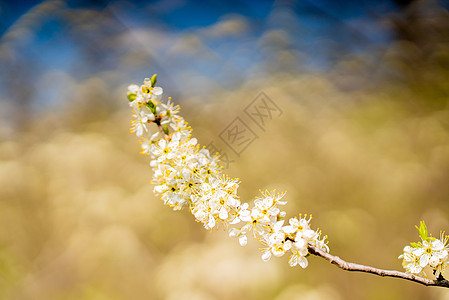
<box><xmin>307</xmin><ymin>245</ymin><xmax>449</xmax><ymax>288</ymax></box>
<box><xmin>154</xmin><ymin>115</ymin><xmax>166</xmax><ymax>137</ymax></box>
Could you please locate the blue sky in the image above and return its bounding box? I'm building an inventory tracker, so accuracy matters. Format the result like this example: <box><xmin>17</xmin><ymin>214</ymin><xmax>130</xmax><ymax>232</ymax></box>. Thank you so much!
<box><xmin>0</xmin><ymin>0</ymin><xmax>420</xmax><ymax>114</ymax></box>
<box><xmin>3</xmin><ymin>0</ymin><xmax>398</xmax><ymax>71</ymax></box>
<box><xmin>1</xmin><ymin>0</ymin><xmax>399</xmax><ymax>34</ymax></box>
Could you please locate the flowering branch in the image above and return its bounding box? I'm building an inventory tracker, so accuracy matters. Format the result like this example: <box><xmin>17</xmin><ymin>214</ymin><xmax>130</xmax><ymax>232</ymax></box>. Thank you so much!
<box><xmin>308</xmin><ymin>245</ymin><xmax>449</xmax><ymax>288</ymax></box>
<box><xmin>126</xmin><ymin>74</ymin><xmax>449</xmax><ymax>288</ymax></box>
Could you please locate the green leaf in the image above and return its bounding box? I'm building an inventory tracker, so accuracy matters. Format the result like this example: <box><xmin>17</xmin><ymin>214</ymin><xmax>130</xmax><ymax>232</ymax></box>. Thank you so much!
<box><xmin>416</xmin><ymin>221</ymin><xmax>431</xmax><ymax>241</ymax></box>
<box><xmin>162</xmin><ymin>124</ymin><xmax>169</xmax><ymax>135</ymax></box>
<box><xmin>150</xmin><ymin>74</ymin><xmax>157</xmax><ymax>87</ymax></box>
<box><xmin>127</xmin><ymin>93</ymin><xmax>137</xmax><ymax>101</ymax></box>
<box><xmin>146</xmin><ymin>101</ymin><xmax>156</xmax><ymax>114</ymax></box>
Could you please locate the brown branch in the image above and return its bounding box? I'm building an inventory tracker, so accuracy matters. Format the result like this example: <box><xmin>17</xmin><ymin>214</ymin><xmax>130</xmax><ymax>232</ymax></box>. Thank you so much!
<box><xmin>153</xmin><ymin>115</ymin><xmax>167</xmax><ymax>138</ymax></box>
<box><xmin>307</xmin><ymin>245</ymin><xmax>449</xmax><ymax>288</ymax></box>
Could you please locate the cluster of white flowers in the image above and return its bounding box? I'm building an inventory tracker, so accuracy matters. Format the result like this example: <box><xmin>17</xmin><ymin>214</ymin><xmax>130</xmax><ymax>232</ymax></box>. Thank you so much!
<box><xmin>127</xmin><ymin>75</ymin><xmax>329</xmax><ymax>267</ymax></box>
<box><xmin>399</xmin><ymin>221</ymin><xmax>449</xmax><ymax>277</ymax></box>
<box><xmin>229</xmin><ymin>193</ymin><xmax>328</xmax><ymax>268</ymax></box>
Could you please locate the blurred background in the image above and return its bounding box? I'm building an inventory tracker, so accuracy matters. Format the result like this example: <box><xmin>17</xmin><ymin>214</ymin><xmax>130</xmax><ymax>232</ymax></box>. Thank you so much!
<box><xmin>1</xmin><ymin>0</ymin><xmax>449</xmax><ymax>299</ymax></box>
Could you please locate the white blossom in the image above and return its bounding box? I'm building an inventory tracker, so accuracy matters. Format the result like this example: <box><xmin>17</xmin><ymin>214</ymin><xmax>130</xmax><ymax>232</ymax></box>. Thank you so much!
<box><xmin>399</xmin><ymin>222</ymin><xmax>449</xmax><ymax>277</ymax></box>
<box><xmin>127</xmin><ymin>75</ymin><xmax>329</xmax><ymax>269</ymax></box>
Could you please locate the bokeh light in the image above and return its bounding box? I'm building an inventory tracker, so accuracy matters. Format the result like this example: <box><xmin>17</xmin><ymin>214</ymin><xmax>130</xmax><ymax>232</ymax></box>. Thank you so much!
<box><xmin>1</xmin><ymin>0</ymin><xmax>449</xmax><ymax>299</ymax></box>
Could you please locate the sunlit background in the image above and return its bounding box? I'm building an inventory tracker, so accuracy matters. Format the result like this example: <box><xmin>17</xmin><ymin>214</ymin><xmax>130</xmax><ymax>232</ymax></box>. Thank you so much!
<box><xmin>1</xmin><ymin>0</ymin><xmax>449</xmax><ymax>299</ymax></box>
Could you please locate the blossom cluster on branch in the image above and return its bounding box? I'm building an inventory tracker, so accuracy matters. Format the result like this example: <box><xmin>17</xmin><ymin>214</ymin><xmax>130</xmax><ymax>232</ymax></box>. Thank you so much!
<box><xmin>127</xmin><ymin>75</ymin><xmax>449</xmax><ymax>284</ymax></box>
<box><xmin>399</xmin><ymin>221</ymin><xmax>449</xmax><ymax>277</ymax></box>
<box><xmin>127</xmin><ymin>74</ymin><xmax>329</xmax><ymax>268</ymax></box>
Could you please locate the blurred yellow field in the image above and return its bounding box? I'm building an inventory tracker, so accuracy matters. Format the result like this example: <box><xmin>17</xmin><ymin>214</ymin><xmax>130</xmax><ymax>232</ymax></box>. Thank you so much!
<box><xmin>1</xmin><ymin>0</ymin><xmax>449</xmax><ymax>299</ymax></box>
